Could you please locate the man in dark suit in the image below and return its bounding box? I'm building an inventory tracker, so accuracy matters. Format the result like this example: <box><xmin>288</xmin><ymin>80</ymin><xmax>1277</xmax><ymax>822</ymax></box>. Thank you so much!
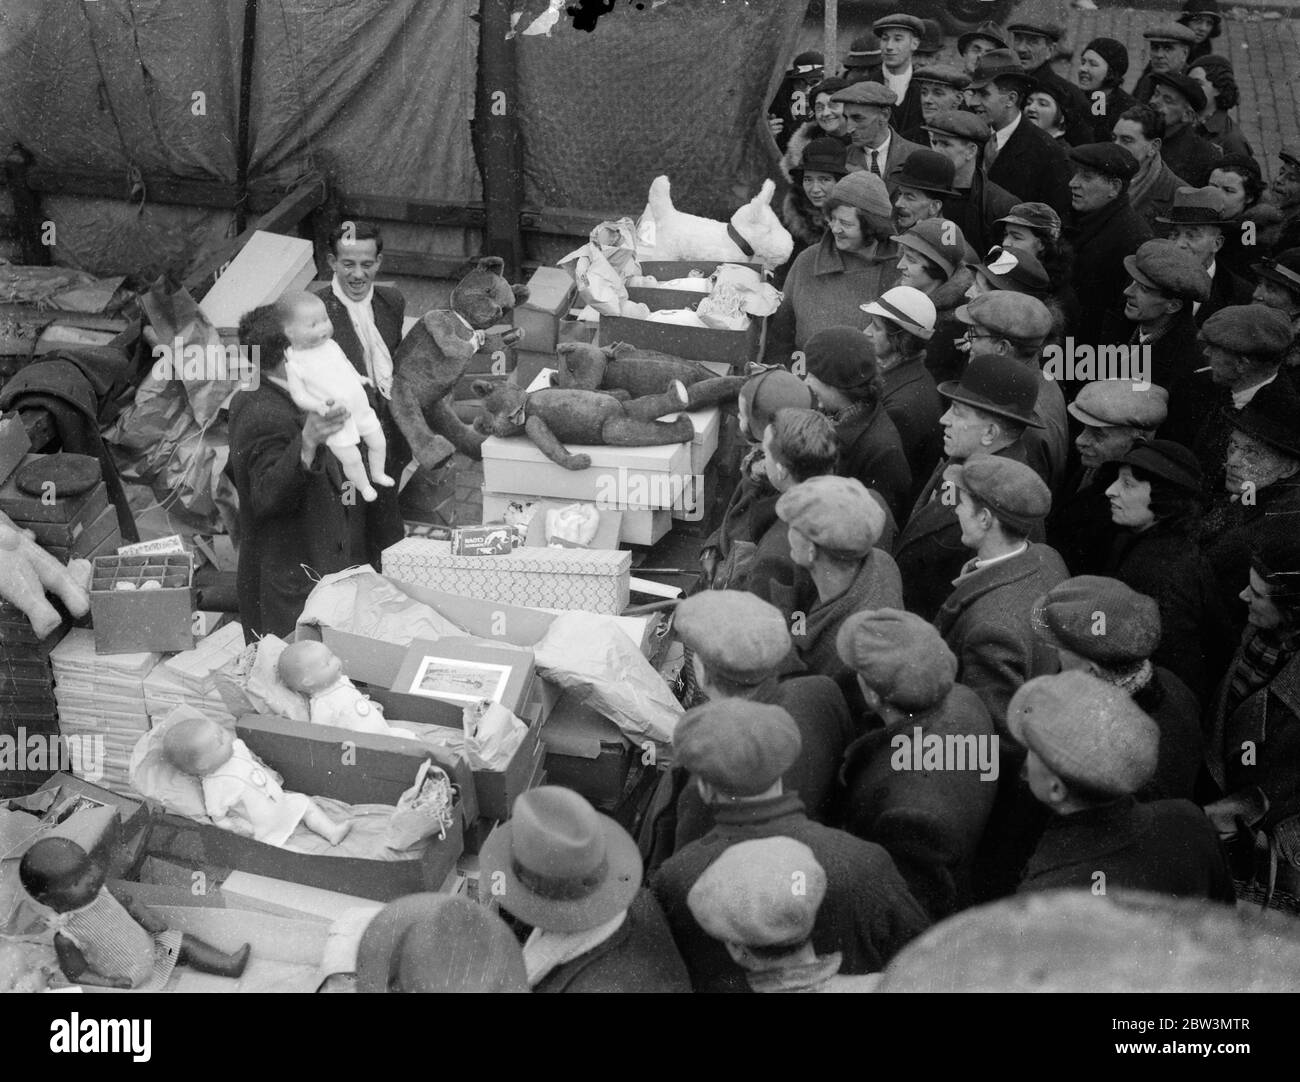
<box><xmin>925</xmin><ymin>109</ymin><xmax>1018</xmax><ymax>258</ymax></box>
<box><xmin>1145</xmin><ymin>72</ymin><xmax>1220</xmax><ymax>187</ymax></box>
<box><xmin>859</xmin><ymin>11</ymin><xmax>928</xmax><ymax>140</ymax></box>
<box><xmin>967</xmin><ymin>50</ymin><xmax>1072</xmax><ymax>217</ymax></box>
<box><xmin>1006</xmin><ymin>19</ymin><xmax>1094</xmax><ymax>147</ymax></box>
<box><xmin>831</xmin><ymin>82</ymin><xmax>924</xmax><ymax>195</ymax></box>
<box><xmin>900</xmin><ymin>64</ymin><xmax>968</xmax><ymax>145</ymax></box>
<box><xmin>1156</xmin><ymin>186</ymin><xmax>1253</xmax><ymax>325</ymax></box>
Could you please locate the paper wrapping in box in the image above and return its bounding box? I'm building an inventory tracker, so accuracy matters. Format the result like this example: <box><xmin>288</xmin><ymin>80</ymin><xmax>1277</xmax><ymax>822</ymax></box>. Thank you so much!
<box><xmin>482</xmin><ymin>490</ymin><xmax>670</xmax><ymax>547</ymax></box>
<box><xmin>383</xmin><ymin>538</ymin><xmax>631</xmax><ymax>614</ymax></box>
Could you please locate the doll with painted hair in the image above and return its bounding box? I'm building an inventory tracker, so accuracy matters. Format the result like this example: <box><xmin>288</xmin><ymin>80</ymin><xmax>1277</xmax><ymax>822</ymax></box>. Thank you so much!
<box><xmin>278</xmin><ymin>290</ymin><xmax>394</xmax><ymax>502</ymax></box>
<box><xmin>162</xmin><ymin>715</ymin><xmax>352</xmax><ymax>847</ymax></box>
<box><xmin>278</xmin><ymin>639</ymin><xmax>418</xmax><ymax>740</ymax></box>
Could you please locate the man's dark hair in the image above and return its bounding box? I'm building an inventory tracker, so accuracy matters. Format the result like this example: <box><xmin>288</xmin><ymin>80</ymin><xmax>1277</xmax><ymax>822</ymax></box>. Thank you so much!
<box><xmin>328</xmin><ymin>220</ymin><xmax>384</xmax><ymax>257</ymax></box>
<box><xmin>992</xmin><ymin>76</ymin><xmax>1030</xmax><ymax>106</ymax></box>
<box><xmin>237</xmin><ymin>303</ymin><xmax>288</xmax><ymax>371</ymax></box>
<box><xmin>768</xmin><ymin>408</ymin><xmax>840</xmax><ymax>483</ymax></box>
<box><xmin>1117</xmin><ymin>104</ymin><xmax>1166</xmax><ymax>142</ymax></box>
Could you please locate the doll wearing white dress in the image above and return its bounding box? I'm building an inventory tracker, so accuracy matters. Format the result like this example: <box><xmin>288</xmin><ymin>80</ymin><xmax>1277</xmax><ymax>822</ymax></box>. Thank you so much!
<box><xmin>277</xmin><ymin>640</ymin><xmax>419</xmax><ymax>740</ymax></box>
<box><xmin>163</xmin><ymin>716</ymin><xmax>352</xmax><ymax>847</ymax></box>
<box><xmin>278</xmin><ymin>291</ymin><xmax>394</xmax><ymax>502</ymax></box>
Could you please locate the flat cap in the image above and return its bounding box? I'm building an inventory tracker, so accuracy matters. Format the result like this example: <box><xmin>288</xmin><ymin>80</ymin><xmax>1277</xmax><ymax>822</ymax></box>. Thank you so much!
<box><xmin>1147</xmin><ymin>70</ymin><xmax>1207</xmax><ymax>113</ymax></box>
<box><xmin>836</xmin><ymin>608</ymin><xmax>957</xmax><ymax>710</ymax></box>
<box><xmin>1006</xmin><ymin>20</ymin><xmax>1064</xmax><ymax>40</ymax></box>
<box><xmin>776</xmin><ymin>475</ymin><xmax>885</xmax><ymax>558</ymax></box>
<box><xmin>1067</xmin><ymin>380</ymin><xmax>1169</xmax><ymax>430</ymax></box>
<box><xmin>1069</xmin><ymin>142</ymin><xmax>1140</xmax><ymax>182</ymax></box>
<box><xmin>688</xmin><ymin>838</ymin><xmax>826</xmax><ymax>948</ymax></box>
<box><xmin>912</xmin><ymin>64</ymin><xmax>971</xmax><ymax>90</ymax></box>
<box><xmin>829</xmin><ymin>170</ymin><xmax>894</xmax><ymax>219</ymax></box>
<box><xmin>673</xmin><ymin>591</ymin><xmax>792</xmax><ymax>685</ymax></box>
<box><xmin>872</xmin><ymin>12</ymin><xmax>926</xmax><ymax>37</ymax></box>
<box><xmin>956</xmin><ymin>454</ymin><xmax>1052</xmax><ymax>534</ymax></box>
<box><xmin>958</xmin><ymin>22</ymin><xmax>1009</xmax><ymax>55</ymax></box>
<box><xmin>739</xmin><ymin>368</ymin><xmax>813</xmax><ymax>442</ymax></box>
<box><xmin>674</xmin><ymin>700</ymin><xmax>802</xmax><ymax>796</ymax></box>
<box><xmin>1199</xmin><ymin>304</ymin><xmax>1295</xmax><ymax>357</ymax></box>
<box><xmin>1007</xmin><ymin>672</ymin><xmax>1159</xmax><ymax>796</ymax></box>
<box><xmin>1253</xmin><ymin>248</ymin><xmax>1300</xmax><ymax>296</ymax></box>
<box><xmin>1144</xmin><ymin>22</ymin><xmax>1198</xmax><ymax>44</ymax></box>
<box><xmin>997</xmin><ymin>202</ymin><xmax>1061</xmax><ymax>240</ymax></box>
<box><xmin>831</xmin><ymin>81</ymin><xmax>898</xmax><ymax>108</ymax></box>
<box><xmin>1031</xmin><ymin>576</ymin><xmax>1162</xmax><ymax>665</ymax></box>
<box><xmin>804</xmin><ymin>326</ymin><xmax>879</xmax><ymax>393</ymax></box>
<box><xmin>1124</xmin><ymin>239</ymin><xmax>1212</xmax><ymax>302</ymax></box>
<box><xmin>922</xmin><ymin>108</ymin><xmax>991</xmax><ymax>144</ymax></box>
<box><xmin>955</xmin><ymin>290</ymin><xmax>1054</xmax><ymax>342</ymax></box>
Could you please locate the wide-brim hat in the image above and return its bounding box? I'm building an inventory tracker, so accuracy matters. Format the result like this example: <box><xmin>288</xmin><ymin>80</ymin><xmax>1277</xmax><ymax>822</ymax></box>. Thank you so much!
<box><xmin>958</xmin><ymin>21</ymin><xmax>1009</xmax><ymax>55</ymax></box>
<box><xmin>479</xmin><ymin>787</ymin><xmax>642</xmax><ymax>934</ymax></box>
<box><xmin>937</xmin><ymin>355</ymin><xmax>1044</xmax><ymax>429</ymax></box>
<box><xmin>1155</xmin><ymin>186</ymin><xmax>1229</xmax><ymax>227</ymax></box>
<box><xmin>1147</xmin><ymin>70</ymin><xmax>1207</xmax><ymax>114</ymax></box>
<box><xmin>1227</xmin><ymin>385</ymin><xmax>1300</xmax><ymax>461</ymax></box>
<box><xmin>968</xmin><ymin>49</ymin><xmax>1036</xmax><ymax>91</ymax></box>
<box><xmin>1252</xmin><ymin>255</ymin><xmax>1300</xmax><ymax>297</ymax></box>
<box><xmin>892</xmin><ymin>155</ymin><xmax>959</xmax><ymax>197</ymax></box>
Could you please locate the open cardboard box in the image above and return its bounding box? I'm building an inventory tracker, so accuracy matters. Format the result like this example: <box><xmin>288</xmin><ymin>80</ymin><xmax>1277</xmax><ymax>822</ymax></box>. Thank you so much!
<box><xmin>142</xmin><ymin>715</ymin><xmax>468</xmax><ymax>902</ymax></box>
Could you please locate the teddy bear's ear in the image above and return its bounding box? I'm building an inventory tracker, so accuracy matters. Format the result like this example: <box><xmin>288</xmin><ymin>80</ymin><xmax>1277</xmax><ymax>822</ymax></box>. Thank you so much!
<box><xmin>475</xmin><ymin>256</ymin><xmax>506</xmax><ymax>277</ymax></box>
<box><xmin>470</xmin><ymin>379</ymin><xmax>497</xmax><ymax>398</ymax></box>
<box><xmin>510</xmin><ymin>283</ymin><xmax>530</xmax><ymax>306</ymax></box>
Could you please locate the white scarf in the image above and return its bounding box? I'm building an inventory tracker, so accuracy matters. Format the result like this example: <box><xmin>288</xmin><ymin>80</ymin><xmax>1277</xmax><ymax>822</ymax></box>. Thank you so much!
<box><xmin>330</xmin><ymin>277</ymin><xmax>393</xmax><ymax>399</ymax></box>
<box><xmin>522</xmin><ymin>911</ymin><xmax>626</xmax><ymax>986</ymax></box>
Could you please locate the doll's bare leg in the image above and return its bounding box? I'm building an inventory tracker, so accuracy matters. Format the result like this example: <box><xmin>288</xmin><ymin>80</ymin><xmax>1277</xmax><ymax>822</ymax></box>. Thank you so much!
<box><xmin>363</xmin><ymin>431</ymin><xmax>395</xmax><ymax>488</ymax></box>
<box><xmin>332</xmin><ymin>443</ymin><xmax>378</xmax><ymax>502</ymax></box>
<box><xmin>177</xmin><ymin>934</ymin><xmax>251</xmax><ymax>979</ymax></box>
<box><xmin>302</xmin><ymin>800</ymin><xmax>353</xmax><ymax>845</ymax></box>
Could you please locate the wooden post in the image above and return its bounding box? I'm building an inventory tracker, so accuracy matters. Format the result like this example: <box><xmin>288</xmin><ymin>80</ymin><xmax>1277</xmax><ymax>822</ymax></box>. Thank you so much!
<box><xmin>4</xmin><ymin>145</ymin><xmax>49</xmax><ymax>266</ymax></box>
<box><xmin>477</xmin><ymin>0</ymin><xmax>525</xmax><ymax>278</ymax></box>
<box><xmin>234</xmin><ymin>0</ymin><xmax>259</xmax><ymax>235</ymax></box>
<box><xmin>823</xmin><ymin>0</ymin><xmax>838</xmax><ymax>77</ymax></box>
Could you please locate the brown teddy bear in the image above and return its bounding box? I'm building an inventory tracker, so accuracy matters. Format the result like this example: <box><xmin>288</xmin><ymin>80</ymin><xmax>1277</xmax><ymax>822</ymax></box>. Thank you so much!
<box><xmin>472</xmin><ymin>381</ymin><xmax>694</xmax><ymax>471</ymax></box>
<box><xmin>390</xmin><ymin>257</ymin><xmax>529</xmax><ymax>470</ymax></box>
<box><xmin>553</xmin><ymin>342</ymin><xmax>746</xmax><ymax>408</ymax></box>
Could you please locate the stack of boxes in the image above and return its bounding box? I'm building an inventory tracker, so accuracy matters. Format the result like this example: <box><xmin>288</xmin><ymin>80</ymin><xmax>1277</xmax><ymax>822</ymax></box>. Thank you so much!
<box><xmin>0</xmin><ymin>453</ymin><xmax>123</xmax><ymax>564</ymax></box>
<box><xmin>142</xmin><ymin>622</ymin><xmax>244</xmax><ymax>726</ymax></box>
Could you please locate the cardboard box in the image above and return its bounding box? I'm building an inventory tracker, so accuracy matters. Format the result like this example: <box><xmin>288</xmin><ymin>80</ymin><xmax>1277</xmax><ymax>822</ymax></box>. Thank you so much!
<box><xmin>384</xmin><ymin>638</ymin><xmax>536</xmax><ymax>730</ymax></box>
<box><xmin>198</xmin><ymin>230</ymin><xmax>315</xmax><ymax>331</ymax></box>
<box><xmin>384</xmin><ymin>537</ymin><xmax>631</xmax><ymax>614</ymax></box>
<box><xmin>0</xmin><ymin>412</ymin><xmax>31</xmax><ymax>487</ymax></box>
<box><xmin>541</xmin><ymin>693</ymin><xmax>635</xmax><ymax>812</ymax></box>
<box><xmin>0</xmin><ymin>454</ymin><xmax>104</xmax><ymax>524</ymax></box>
<box><xmin>31</xmin><ymin>773</ymin><xmax>153</xmax><ymax>879</ymax></box>
<box><xmin>143</xmin><ymin>715</ymin><xmax>468</xmax><ymax>902</ymax></box>
<box><xmin>516</xmin><ymin>267</ymin><xmax>576</xmax><ymax>354</ymax></box>
<box><xmin>42</xmin><ymin>504</ymin><xmax>119</xmax><ymax>562</ymax></box>
<box><xmin>89</xmin><ymin>553</ymin><xmax>195</xmax><ymax>655</ymax></box>
<box><xmin>558</xmin><ymin>315</ymin><xmax>598</xmax><ymax>346</ymax></box>
<box><xmin>597</xmin><ymin>312</ymin><xmax>761</xmax><ymax>370</ymax></box>
<box><xmin>638</xmin><ymin>261</ymin><xmax>766</xmax><ymax>280</ymax></box>
<box><xmin>471</xmin><ymin>717</ymin><xmax>546</xmax><ymax>822</ymax></box>
<box><xmin>19</xmin><ymin>483</ymin><xmax>109</xmax><ymax>548</ymax></box>
<box><xmin>479</xmin><ymin>491</ymin><xmax>625</xmax><ymax>549</ymax></box>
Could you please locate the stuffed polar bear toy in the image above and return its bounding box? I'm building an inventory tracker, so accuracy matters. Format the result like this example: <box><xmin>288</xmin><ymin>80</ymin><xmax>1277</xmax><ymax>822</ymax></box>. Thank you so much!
<box><xmin>635</xmin><ymin>177</ymin><xmax>794</xmax><ymax>272</ymax></box>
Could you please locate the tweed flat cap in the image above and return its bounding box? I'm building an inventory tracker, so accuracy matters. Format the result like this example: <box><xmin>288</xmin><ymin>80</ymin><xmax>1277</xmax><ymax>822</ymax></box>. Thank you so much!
<box><xmin>956</xmin><ymin>454</ymin><xmax>1052</xmax><ymax>534</ymax></box>
<box><xmin>776</xmin><ymin>475</ymin><xmax>885</xmax><ymax>558</ymax></box>
<box><xmin>1067</xmin><ymin>380</ymin><xmax>1169</xmax><ymax>429</ymax></box>
<box><xmin>829</xmin><ymin>171</ymin><xmax>894</xmax><ymax>218</ymax></box>
<box><xmin>1007</xmin><ymin>671</ymin><xmax>1160</xmax><ymax>795</ymax></box>
<box><xmin>997</xmin><ymin>202</ymin><xmax>1061</xmax><ymax>240</ymax></box>
<box><xmin>913</xmin><ymin>64</ymin><xmax>971</xmax><ymax>90</ymax></box>
<box><xmin>1147</xmin><ymin>71</ymin><xmax>1207</xmax><ymax>113</ymax></box>
<box><xmin>831</xmin><ymin>81</ymin><xmax>898</xmax><ymax>108</ymax></box>
<box><xmin>1030</xmin><ymin>576</ymin><xmax>1162</xmax><ymax>665</ymax></box>
<box><xmin>1199</xmin><ymin>304</ymin><xmax>1295</xmax><ymax>357</ymax></box>
<box><xmin>922</xmin><ymin>109</ymin><xmax>991</xmax><ymax>144</ymax></box>
<box><xmin>1144</xmin><ymin>22</ymin><xmax>1198</xmax><ymax>44</ymax></box>
<box><xmin>955</xmin><ymin>290</ymin><xmax>1054</xmax><ymax>341</ymax></box>
<box><xmin>674</xmin><ymin>700</ymin><xmax>802</xmax><ymax>796</ymax></box>
<box><xmin>836</xmin><ymin>608</ymin><xmax>957</xmax><ymax>710</ymax></box>
<box><xmin>687</xmin><ymin>838</ymin><xmax>826</xmax><ymax>949</ymax></box>
<box><xmin>674</xmin><ymin>591</ymin><xmax>792</xmax><ymax>685</ymax></box>
<box><xmin>1007</xmin><ymin>20</ymin><xmax>1064</xmax><ymax>40</ymax></box>
<box><xmin>1124</xmin><ymin>239</ymin><xmax>1212</xmax><ymax>302</ymax></box>
<box><xmin>1069</xmin><ymin>142</ymin><xmax>1140</xmax><ymax>182</ymax></box>
<box><xmin>873</xmin><ymin>12</ymin><xmax>926</xmax><ymax>38</ymax></box>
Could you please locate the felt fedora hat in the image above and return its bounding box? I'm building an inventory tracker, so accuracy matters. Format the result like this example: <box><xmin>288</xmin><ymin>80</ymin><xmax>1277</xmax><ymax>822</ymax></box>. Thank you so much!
<box><xmin>479</xmin><ymin>786</ymin><xmax>642</xmax><ymax>934</ymax></box>
<box><xmin>1156</xmin><ymin>185</ymin><xmax>1229</xmax><ymax>227</ymax></box>
<box><xmin>958</xmin><ymin>21</ymin><xmax>1009</xmax><ymax>55</ymax></box>
<box><xmin>1227</xmin><ymin>378</ymin><xmax>1300</xmax><ymax>460</ymax></box>
<box><xmin>938</xmin><ymin>353</ymin><xmax>1044</xmax><ymax>428</ymax></box>
<box><xmin>968</xmin><ymin>49</ymin><xmax>1036</xmax><ymax>91</ymax></box>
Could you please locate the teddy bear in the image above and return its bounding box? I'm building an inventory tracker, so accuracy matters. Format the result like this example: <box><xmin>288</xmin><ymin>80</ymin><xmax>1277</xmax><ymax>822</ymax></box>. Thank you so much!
<box><xmin>637</xmin><ymin>176</ymin><xmax>794</xmax><ymax>271</ymax></box>
<box><xmin>472</xmin><ymin>380</ymin><xmax>694</xmax><ymax>471</ymax></box>
<box><xmin>553</xmin><ymin>341</ymin><xmax>746</xmax><ymax>409</ymax></box>
<box><xmin>0</xmin><ymin>511</ymin><xmax>91</xmax><ymax>639</ymax></box>
<box><xmin>389</xmin><ymin>257</ymin><xmax>530</xmax><ymax>471</ymax></box>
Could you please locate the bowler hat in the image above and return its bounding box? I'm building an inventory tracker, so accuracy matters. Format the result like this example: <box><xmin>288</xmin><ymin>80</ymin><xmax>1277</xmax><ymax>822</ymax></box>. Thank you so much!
<box><xmin>1253</xmin><ymin>249</ymin><xmax>1300</xmax><ymax>297</ymax></box>
<box><xmin>1069</xmin><ymin>142</ymin><xmax>1140</xmax><ymax>182</ymax></box>
<box><xmin>996</xmin><ymin>202</ymin><xmax>1061</xmax><ymax>240</ymax></box>
<box><xmin>836</xmin><ymin>608</ymin><xmax>957</xmax><ymax>710</ymax></box>
<box><xmin>1031</xmin><ymin>576</ymin><xmax>1162</xmax><ymax>666</ymax></box>
<box><xmin>893</xmin><ymin>218</ymin><xmax>968</xmax><ymax>280</ymax></box>
<box><xmin>687</xmin><ymin>838</ymin><xmax>827</xmax><ymax>949</ymax></box>
<box><xmin>893</xmin><ymin>150</ymin><xmax>958</xmax><ymax>198</ymax></box>
<box><xmin>673</xmin><ymin>590</ymin><xmax>793</xmax><ymax>684</ymax></box>
<box><xmin>844</xmin><ymin>32</ymin><xmax>882</xmax><ymax>69</ymax></box>
<box><xmin>968</xmin><ymin>49</ymin><xmax>1036</xmax><ymax>91</ymax></box>
<box><xmin>1147</xmin><ymin>70</ymin><xmax>1207</xmax><ymax>114</ymax></box>
<box><xmin>958</xmin><ymin>21</ymin><xmax>1009</xmax><ymax>55</ymax></box>
<box><xmin>861</xmin><ymin>286</ymin><xmax>938</xmax><ymax>341</ymax></box>
<box><xmin>922</xmin><ymin>109</ymin><xmax>991</xmax><ymax>144</ymax></box>
<box><xmin>793</xmin><ymin>137</ymin><xmax>850</xmax><ymax>182</ymax></box>
<box><xmin>1156</xmin><ymin>185</ymin><xmax>1229</xmax><ymax>227</ymax></box>
<box><xmin>873</xmin><ymin>12</ymin><xmax>926</xmax><ymax>38</ymax></box>
<box><xmin>1143</xmin><ymin>22</ymin><xmax>1198</xmax><ymax>45</ymax></box>
<box><xmin>1006</xmin><ymin>20</ymin><xmax>1064</xmax><ymax>41</ymax></box>
<box><xmin>969</xmin><ymin>246</ymin><xmax>1051</xmax><ymax>296</ymax></box>
<box><xmin>1067</xmin><ymin>380</ymin><xmax>1169</xmax><ymax>430</ymax></box>
<box><xmin>912</xmin><ymin>64</ymin><xmax>971</xmax><ymax>91</ymax></box>
<box><xmin>1124</xmin><ymin>239</ymin><xmax>1212</xmax><ymax>302</ymax></box>
<box><xmin>1227</xmin><ymin>375</ymin><xmax>1300</xmax><ymax>460</ymax></box>
<box><xmin>1116</xmin><ymin>438</ymin><xmax>1204</xmax><ymax>492</ymax></box>
<box><xmin>674</xmin><ymin>700</ymin><xmax>803</xmax><ymax>796</ymax></box>
<box><xmin>938</xmin><ymin>353</ymin><xmax>1044</xmax><ymax>428</ymax></box>
<box><xmin>479</xmin><ymin>787</ymin><xmax>642</xmax><ymax>934</ymax></box>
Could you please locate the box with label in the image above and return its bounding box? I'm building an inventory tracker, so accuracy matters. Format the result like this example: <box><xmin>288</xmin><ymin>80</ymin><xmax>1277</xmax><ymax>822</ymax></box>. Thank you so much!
<box><xmin>89</xmin><ymin>554</ymin><xmax>195</xmax><ymax>655</ymax></box>
<box><xmin>516</xmin><ymin>267</ymin><xmax>576</xmax><ymax>354</ymax></box>
<box><xmin>451</xmin><ymin>523</ymin><xmax>525</xmax><ymax>555</ymax></box>
<box><xmin>384</xmin><ymin>537</ymin><xmax>631</xmax><ymax>614</ymax></box>
<box><xmin>19</xmin><ymin>484</ymin><xmax>109</xmax><ymax>548</ymax></box>
<box><xmin>42</xmin><ymin>504</ymin><xmax>119</xmax><ymax>562</ymax></box>
<box><xmin>482</xmin><ymin>490</ymin><xmax>669</xmax><ymax>547</ymax></box>
<box><xmin>382</xmin><ymin>638</ymin><xmax>536</xmax><ymax>731</ymax></box>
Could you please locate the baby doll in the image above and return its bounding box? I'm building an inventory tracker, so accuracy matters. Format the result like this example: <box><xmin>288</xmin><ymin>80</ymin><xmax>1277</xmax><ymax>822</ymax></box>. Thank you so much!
<box><xmin>162</xmin><ymin>716</ymin><xmax>353</xmax><ymax>847</ymax></box>
<box><xmin>19</xmin><ymin>837</ymin><xmax>251</xmax><ymax>989</ymax></box>
<box><xmin>278</xmin><ymin>291</ymin><xmax>395</xmax><ymax>502</ymax></box>
<box><xmin>278</xmin><ymin>640</ymin><xmax>418</xmax><ymax>740</ymax></box>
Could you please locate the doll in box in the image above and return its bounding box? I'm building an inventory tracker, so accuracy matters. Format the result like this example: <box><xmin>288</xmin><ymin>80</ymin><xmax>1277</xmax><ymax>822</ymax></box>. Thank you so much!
<box><xmin>278</xmin><ymin>291</ymin><xmax>395</xmax><ymax>502</ymax></box>
<box><xmin>162</xmin><ymin>715</ymin><xmax>353</xmax><ymax>846</ymax></box>
<box><xmin>278</xmin><ymin>639</ymin><xmax>418</xmax><ymax>740</ymax></box>
<box><xmin>19</xmin><ymin>837</ymin><xmax>251</xmax><ymax>989</ymax></box>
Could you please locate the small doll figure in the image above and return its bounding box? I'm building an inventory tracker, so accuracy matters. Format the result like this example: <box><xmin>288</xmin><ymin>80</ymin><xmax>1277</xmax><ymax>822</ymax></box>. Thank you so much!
<box><xmin>19</xmin><ymin>837</ymin><xmax>251</xmax><ymax>989</ymax></box>
<box><xmin>162</xmin><ymin>716</ymin><xmax>353</xmax><ymax>847</ymax></box>
<box><xmin>278</xmin><ymin>291</ymin><xmax>395</xmax><ymax>502</ymax></box>
<box><xmin>277</xmin><ymin>640</ymin><xmax>418</xmax><ymax>740</ymax></box>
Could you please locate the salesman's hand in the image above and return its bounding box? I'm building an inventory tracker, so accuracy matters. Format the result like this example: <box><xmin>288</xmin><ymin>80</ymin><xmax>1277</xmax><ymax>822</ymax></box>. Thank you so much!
<box><xmin>301</xmin><ymin>403</ymin><xmax>350</xmax><ymax>466</ymax></box>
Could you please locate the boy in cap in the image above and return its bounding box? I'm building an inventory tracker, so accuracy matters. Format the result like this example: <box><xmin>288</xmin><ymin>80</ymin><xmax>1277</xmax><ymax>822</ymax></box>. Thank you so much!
<box><xmin>1066</xmin><ymin>142</ymin><xmax>1154</xmax><ymax>345</ymax></box>
<box><xmin>869</xmin><ymin>12</ymin><xmax>928</xmax><ymax>137</ymax></box>
<box><xmin>650</xmin><ymin>699</ymin><xmax>929</xmax><ymax>992</ymax></box>
<box><xmin>1159</xmin><ymin>186</ymin><xmax>1252</xmax><ymax>325</ymax></box>
<box><xmin>1145</xmin><ymin>70</ymin><xmax>1220</xmax><ymax>187</ymax></box>
<box><xmin>773</xmin><ymin>474</ymin><xmax>903</xmax><ymax>682</ymax></box>
<box><xmin>923</xmin><ymin>109</ymin><xmax>1018</xmax><ymax>257</ymax></box>
<box><xmin>934</xmin><ymin>454</ymin><xmax>1069</xmax><ymax>728</ymax></box>
<box><xmin>902</xmin><ymin>65</ymin><xmax>969</xmax><ymax>144</ymax></box>
<box><xmin>836</xmin><ymin>609</ymin><xmax>997</xmax><ymax>919</ymax></box>
<box><xmin>1031</xmin><ymin>576</ymin><xmax>1203</xmax><ymax>801</ymax></box>
<box><xmin>895</xmin><ymin>353</ymin><xmax>1046</xmax><ymax>621</ymax></box>
<box><xmin>686</xmin><ymin>838</ymin><xmax>878</xmax><ymax>993</ymax></box>
<box><xmin>832</xmin><ymin>81</ymin><xmax>924</xmax><ymax>190</ymax></box>
<box><xmin>1005</xmin><ymin>18</ymin><xmax>1093</xmax><ymax>147</ymax></box>
<box><xmin>1010</xmin><ymin>672</ymin><xmax>1235</xmax><ymax>902</ymax></box>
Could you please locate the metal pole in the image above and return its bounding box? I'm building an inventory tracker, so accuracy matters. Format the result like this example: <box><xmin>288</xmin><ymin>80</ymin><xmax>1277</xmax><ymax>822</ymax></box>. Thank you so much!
<box><xmin>823</xmin><ymin>0</ymin><xmax>838</xmax><ymax>77</ymax></box>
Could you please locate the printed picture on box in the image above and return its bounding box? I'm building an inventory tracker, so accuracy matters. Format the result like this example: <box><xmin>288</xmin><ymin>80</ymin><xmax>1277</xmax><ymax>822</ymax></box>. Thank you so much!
<box><xmin>408</xmin><ymin>657</ymin><xmax>511</xmax><ymax>705</ymax></box>
<box><xmin>52</xmin><ymin>793</ymin><xmax>108</xmax><ymax>824</ymax></box>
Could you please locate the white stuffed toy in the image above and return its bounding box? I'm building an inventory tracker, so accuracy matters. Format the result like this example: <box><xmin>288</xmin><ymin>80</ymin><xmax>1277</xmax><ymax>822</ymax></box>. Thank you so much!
<box><xmin>635</xmin><ymin>176</ymin><xmax>794</xmax><ymax>271</ymax></box>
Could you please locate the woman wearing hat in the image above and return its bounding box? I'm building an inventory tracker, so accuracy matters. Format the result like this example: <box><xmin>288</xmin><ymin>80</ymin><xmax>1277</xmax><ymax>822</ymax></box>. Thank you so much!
<box><xmin>763</xmin><ymin>172</ymin><xmax>901</xmax><ymax>365</ymax></box>
<box><xmin>891</xmin><ymin>217</ymin><xmax>975</xmax><ymax>387</ymax></box>
<box><xmin>1098</xmin><ymin>440</ymin><xmax>1222</xmax><ymax>700</ymax></box>
<box><xmin>1188</xmin><ymin>55</ymin><xmax>1252</xmax><ymax>160</ymax></box>
<box><xmin>769</xmin><ymin>50</ymin><xmax>826</xmax><ymax>154</ymax></box>
<box><xmin>780</xmin><ymin>76</ymin><xmax>852</xmax><ymax>184</ymax></box>
<box><xmin>480</xmin><ymin>787</ymin><xmax>691</xmax><ymax>993</ymax></box>
<box><xmin>1179</xmin><ymin>0</ymin><xmax>1223</xmax><ymax>65</ymax></box>
<box><xmin>1075</xmin><ymin>38</ymin><xmax>1135</xmax><ymax>139</ymax></box>
<box><xmin>776</xmin><ymin>136</ymin><xmax>849</xmax><ymax>287</ymax></box>
<box><xmin>993</xmin><ymin>203</ymin><xmax>1082</xmax><ymax>335</ymax></box>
